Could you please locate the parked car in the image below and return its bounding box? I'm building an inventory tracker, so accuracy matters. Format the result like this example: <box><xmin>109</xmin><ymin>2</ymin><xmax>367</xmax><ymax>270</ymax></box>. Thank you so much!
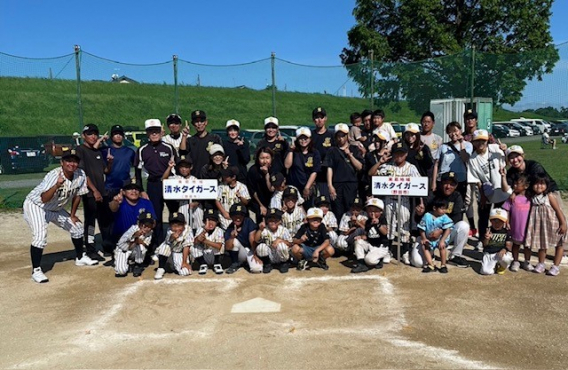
<box><xmin>491</xmin><ymin>125</ymin><xmax>509</xmax><ymax>139</ymax></box>
<box><xmin>278</xmin><ymin>125</ymin><xmax>301</xmax><ymax>142</ymax></box>
<box><xmin>493</xmin><ymin>124</ymin><xmax>520</xmax><ymax>138</ymax></box>
<box><xmin>511</xmin><ymin>118</ymin><xmax>545</xmax><ymax>135</ymax></box>
<box><xmin>124</xmin><ymin>131</ymin><xmax>148</xmax><ymax>147</ymax></box>
<box><xmin>244</xmin><ymin>130</ymin><xmax>293</xmax><ymax>157</ymax></box>
<box><xmin>390</xmin><ymin>123</ymin><xmax>405</xmax><ymax>138</ymax></box>
<box><xmin>0</xmin><ymin>146</ymin><xmax>49</xmax><ymax>174</ymax></box>
<box><xmin>551</xmin><ymin>123</ymin><xmax>568</xmax><ymax>136</ymax></box>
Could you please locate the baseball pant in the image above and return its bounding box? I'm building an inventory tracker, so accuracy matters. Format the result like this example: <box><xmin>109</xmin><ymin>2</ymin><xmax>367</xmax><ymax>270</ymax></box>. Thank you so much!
<box><xmin>448</xmin><ymin>221</ymin><xmax>470</xmax><ymax>258</ymax></box>
<box><xmin>256</xmin><ymin>242</ymin><xmax>290</xmax><ymax>264</ymax></box>
<box><xmin>172</xmin><ymin>252</ymin><xmax>191</xmax><ymax>276</ymax></box>
<box><xmin>335</xmin><ymin>228</ymin><xmax>365</xmax><ymax>252</ymax></box>
<box><xmin>384</xmin><ymin>197</ymin><xmax>411</xmax><ymax>243</ymax></box>
<box><xmin>23</xmin><ymin>199</ymin><xmax>83</xmax><ymax>249</ymax></box>
<box><xmin>231</xmin><ymin>239</ymin><xmax>262</xmax><ymax>273</ymax></box>
<box><xmin>114</xmin><ymin>245</ymin><xmax>147</xmax><ymax>275</ymax></box>
<box><xmin>354</xmin><ymin>239</ymin><xmax>389</xmax><ymax>266</ymax></box>
<box><xmin>190</xmin><ymin>245</ymin><xmax>220</xmax><ymax>265</ymax></box>
<box><xmin>480</xmin><ymin>251</ymin><xmax>513</xmax><ymax>275</ymax></box>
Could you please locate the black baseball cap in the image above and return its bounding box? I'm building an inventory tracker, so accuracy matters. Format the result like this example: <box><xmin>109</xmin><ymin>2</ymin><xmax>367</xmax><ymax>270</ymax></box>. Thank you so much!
<box><xmin>61</xmin><ymin>148</ymin><xmax>80</xmax><ymax>162</ymax></box>
<box><xmin>282</xmin><ymin>186</ymin><xmax>299</xmax><ymax>200</ymax></box>
<box><xmin>191</xmin><ymin>110</ymin><xmax>207</xmax><ymax>123</ymax></box>
<box><xmin>110</xmin><ymin>125</ymin><xmax>125</xmax><ymax>136</ymax></box>
<box><xmin>138</xmin><ymin>212</ymin><xmax>155</xmax><ymax>222</ymax></box>
<box><xmin>441</xmin><ymin>172</ymin><xmax>458</xmax><ymax>184</ymax></box>
<box><xmin>315</xmin><ymin>195</ymin><xmax>330</xmax><ymax>206</ymax></box>
<box><xmin>203</xmin><ymin>208</ymin><xmax>219</xmax><ymax>222</ymax></box>
<box><xmin>270</xmin><ymin>173</ymin><xmax>286</xmax><ymax>187</ymax></box>
<box><xmin>169</xmin><ymin>212</ymin><xmax>186</xmax><ymax>224</ymax></box>
<box><xmin>229</xmin><ymin>203</ymin><xmax>248</xmax><ymax>217</ymax></box>
<box><xmin>82</xmin><ymin>123</ymin><xmax>99</xmax><ymax>135</ymax></box>
<box><xmin>177</xmin><ymin>155</ymin><xmax>193</xmax><ymax>168</ymax></box>
<box><xmin>220</xmin><ymin>166</ymin><xmax>238</xmax><ymax>178</ymax></box>
<box><xmin>392</xmin><ymin>142</ymin><xmax>408</xmax><ymax>154</ymax></box>
<box><xmin>352</xmin><ymin>197</ymin><xmax>363</xmax><ymax>209</ymax></box>
<box><xmin>122</xmin><ymin>178</ymin><xmax>143</xmax><ymax>191</ymax></box>
<box><xmin>166</xmin><ymin>113</ymin><xmax>182</xmax><ymax>124</ymax></box>
<box><xmin>265</xmin><ymin>208</ymin><xmax>283</xmax><ymax>221</ymax></box>
<box><xmin>312</xmin><ymin>107</ymin><xmax>327</xmax><ymax>119</ymax></box>
<box><xmin>463</xmin><ymin>109</ymin><xmax>477</xmax><ymax>120</ymax></box>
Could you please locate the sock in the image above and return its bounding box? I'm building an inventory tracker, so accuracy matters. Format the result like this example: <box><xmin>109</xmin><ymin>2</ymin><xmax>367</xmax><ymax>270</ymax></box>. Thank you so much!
<box><xmin>402</xmin><ymin>243</ymin><xmax>410</xmax><ymax>255</ymax></box>
<box><xmin>261</xmin><ymin>256</ymin><xmax>271</xmax><ymax>265</ymax></box>
<box><xmin>30</xmin><ymin>245</ymin><xmax>43</xmax><ymax>269</ymax></box>
<box><xmin>158</xmin><ymin>255</ymin><xmax>167</xmax><ymax>269</ymax></box>
<box><xmin>197</xmin><ymin>256</ymin><xmax>206</xmax><ymax>265</ymax></box>
<box><xmin>468</xmin><ymin>217</ymin><xmax>476</xmax><ymax>230</ymax></box>
<box><xmin>71</xmin><ymin>238</ymin><xmax>84</xmax><ymax>259</ymax></box>
<box><xmin>214</xmin><ymin>255</ymin><xmax>221</xmax><ymax>265</ymax></box>
<box><xmin>229</xmin><ymin>251</ymin><xmax>239</xmax><ymax>264</ymax></box>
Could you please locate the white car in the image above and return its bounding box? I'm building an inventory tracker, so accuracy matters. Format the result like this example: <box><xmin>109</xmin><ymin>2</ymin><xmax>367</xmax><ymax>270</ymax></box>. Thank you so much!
<box><xmin>278</xmin><ymin>125</ymin><xmax>301</xmax><ymax>142</ymax></box>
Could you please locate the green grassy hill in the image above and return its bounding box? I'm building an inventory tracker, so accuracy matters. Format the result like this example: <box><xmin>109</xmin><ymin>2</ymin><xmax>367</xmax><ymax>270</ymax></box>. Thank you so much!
<box><xmin>0</xmin><ymin>77</ymin><xmax>557</xmax><ymax>137</ymax></box>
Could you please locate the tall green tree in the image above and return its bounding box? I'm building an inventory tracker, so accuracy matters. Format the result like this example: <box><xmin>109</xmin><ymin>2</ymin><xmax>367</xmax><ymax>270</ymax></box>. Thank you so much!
<box><xmin>341</xmin><ymin>0</ymin><xmax>559</xmax><ymax>112</ymax></box>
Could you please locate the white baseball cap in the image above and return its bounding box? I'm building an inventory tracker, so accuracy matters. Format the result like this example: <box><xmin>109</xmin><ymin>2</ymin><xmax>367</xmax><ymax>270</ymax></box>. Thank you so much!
<box><xmin>373</xmin><ymin>129</ymin><xmax>391</xmax><ymax>142</ymax></box>
<box><xmin>145</xmin><ymin>119</ymin><xmax>162</xmax><ymax>130</ymax></box>
<box><xmin>226</xmin><ymin>119</ymin><xmax>240</xmax><ymax>129</ymax></box>
<box><xmin>506</xmin><ymin>145</ymin><xmax>524</xmax><ymax>157</ymax></box>
<box><xmin>405</xmin><ymin>123</ymin><xmax>420</xmax><ymax>134</ymax></box>
<box><xmin>472</xmin><ymin>129</ymin><xmax>489</xmax><ymax>141</ymax></box>
<box><xmin>296</xmin><ymin>127</ymin><xmax>311</xmax><ymax>138</ymax></box>
<box><xmin>365</xmin><ymin>198</ymin><xmax>384</xmax><ymax>209</ymax></box>
<box><xmin>489</xmin><ymin>208</ymin><xmax>508</xmax><ymax>222</ymax></box>
<box><xmin>264</xmin><ymin>116</ymin><xmax>279</xmax><ymax>127</ymax></box>
<box><xmin>208</xmin><ymin>144</ymin><xmax>225</xmax><ymax>156</ymax></box>
<box><xmin>306</xmin><ymin>207</ymin><xmax>324</xmax><ymax>219</ymax></box>
<box><xmin>335</xmin><ymin>123</ymin><xmax>349</xmax><ymax>135</ymax></box>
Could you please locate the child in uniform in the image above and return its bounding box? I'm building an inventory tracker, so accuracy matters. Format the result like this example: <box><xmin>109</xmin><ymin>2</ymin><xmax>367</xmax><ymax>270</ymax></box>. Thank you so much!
<box><xmin>253</xmin><ymin>208</ymin><xmax>293</xmax><ymax>273</ymax></box>
<box><xmin>480</xmin><ymin>208</ymin><xmax>514</xmax><ymax>275</ymax></box>
<box><xmin>291</xmin><ymin>207</ymin><xmax>334</xmax><ymax>271</ymax></box>
<box><xmin>270</xmin><ymin>173</ymin><xmax>305</xmax><ymax>210</ymax></box>
<box><xmin>191</xmin><ymin>208</ymin><xmax>225</xmax><ymax>275</ymax></box>
<box><xmin>315</xmin><ymin>195</ymin><xmax>339</xmax><ymax>247</ymax></box>
<box><xmin>351</xmin><ymin>198</ymin><xmax>390</xmax><ymax>273</ymax></box>
<box><xmin>154</xmin><ymin>212</ymin><xmax>194</xmax><ymax>280</ymax></box>
<box><xmin>114</xmin><ymin>212</ymin><xmax>155</xmax><ymax>278</ymax></box>
<box><xmin>281</xmin><ymin>187</ymin><xmax>307</xmax><ymax>235</ymax></box>
<box><xmin>217</xmin><ymin>166</ymin><xmax>251</xmax><ymax>229</ymax></box>
<box><xmin>224</xmin><ymin>203</ymin><xmax>261</xmax><ymax>274</ymax></box>
<box><xmin>335</xmin><ymin>198</ymin><xmax>368</xmax><ymax>255</ymax></box>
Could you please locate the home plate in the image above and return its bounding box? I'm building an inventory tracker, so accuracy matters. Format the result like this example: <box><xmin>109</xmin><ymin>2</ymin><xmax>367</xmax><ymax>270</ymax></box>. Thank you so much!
<box><xmin>231</xmin><ymin>297</ymin><xmax>281</xmax><ymax>313</ymax></box>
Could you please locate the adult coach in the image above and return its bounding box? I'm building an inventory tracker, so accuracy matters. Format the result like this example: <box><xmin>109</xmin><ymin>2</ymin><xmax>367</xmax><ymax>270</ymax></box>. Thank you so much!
<box><xmin>23</xmin><ymin>148</ymin><xmax>99</xmax><ymax>283</ymax></box>
<box><xmin>179</xmin><ymin>110</ymin><xmax>222</xmax><ymax>177</ymax></box>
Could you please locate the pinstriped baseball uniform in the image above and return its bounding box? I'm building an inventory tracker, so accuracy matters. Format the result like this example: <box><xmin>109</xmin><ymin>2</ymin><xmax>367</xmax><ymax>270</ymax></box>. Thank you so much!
<box><xmin>336</xmin><ymin>212</ymin><xmax>368</xmax><ymax>250</ymax></box>
<box><xmin>322</xmin><ymin>210</ymin><xmax>339</xmax><ymax>247</ymax></box>
<box><xmin>23</xmin><ymin>167</ymin><xmax>89</xmax><ymax>248</ymax></box>
<box><xmin>114</xmin><ymin>224</ymin><xmax>153</xmax><ymax>275</ymax></box>
<box><xmin>281</xmin><ymin>206</ymin><xmax>306</xmax><ymax>235</ymax></box>
<box><xmin>354</xmin><ymin>216</ymin><xmax>389</xmax><ymax>266</ymax></box>
<box><xmin>338</xmin><ymin>212</ymin><xmax>368</xmax><ymax>232</ymax></box>
<box><xmin>156</xmin><ymin>227</ymin><xmax>194</xmax><ymax>276</ymax></box>
<box><xmin>170</xmin><ymin>174</ymin><xmax>204</xmax><ymax>231</ymax></box>
<box><xmin>190</xmin><ymin>226</ymin><xmax>225</xmax><ymax>265</ymax></box>
<box><xmin>255</xmin><ymin>225</ymin><xmax>292</xmax><ymax>263</ymax></box>
<box><xmin>218</xmin><ymin>181</ymin><xmax>250</xmax><ymax>229</ymax></box>
<box><xmin>162</xmin><ymin>134</ymin><xmax>186</xmax><ymax>154</ymax></box>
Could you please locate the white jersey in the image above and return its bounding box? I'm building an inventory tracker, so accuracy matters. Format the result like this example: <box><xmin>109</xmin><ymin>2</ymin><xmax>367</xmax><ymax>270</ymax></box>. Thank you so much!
<box><xmin>157</xmin><ymin>227</ymin><xmax>194</xmax><ymax>256</ymax></box>
<box><xmin>25</xmin><ymin>167</ymin><xmax>88</xmax><ymax>211</ymax></box>
<box><xmin>281</xmin><ymin>206</ymin><xmax>306</xmax><ymax>235</ymax></box>
<box><xmin>322</xmin><ymin>211</ymin><xmax>338</xmax><ymax>229</ymax></box>
<box><xmin>162</xmin><ymin>134</ymin><xmax>187</xmax><ymax>154</ymax></box>
<box><xmin>258</xmin><ymin>225</ymin><xmax>292</xmax><ymax>246</ymax></box>
<box><xmin>377</xmin><ymin>162</ymin><xmax>421</xmax><ymax>177</ymax></box>
<box><xmin>270</xmin><ymin>186</ymin><xmax>305</xmax><ymax>210</ymax></box>
<box><xmin>338</xmin><ymin>212</ymin><xmax>368</xmax><ymax>232</ymax></box>
<box><xmin>193</xmin><ymin>226</ymin><xmax>225</xmax><ymax>251</ymax></box>
<box><xmin>218</xmin><ymin>181</ymin><xmax>250</xmax><ymax>212</ymax></box>
<box><xmin>116</xmin><ymin>224</ymin><xmax>153</xmax><ymax>252</ymax></box>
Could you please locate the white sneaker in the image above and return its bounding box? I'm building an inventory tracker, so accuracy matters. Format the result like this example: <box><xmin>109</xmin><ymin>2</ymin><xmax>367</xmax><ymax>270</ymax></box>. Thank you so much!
<box><xmin>75</xmin><ymin>253</ymin><xmax>99</xmax><ymax>266</ymax></box>
<box><xmin>213</xmin><ymin>264</ymin><xmax>224</xmax><ymax>275</ymax></box>
<box><xmin>383</xmin><ymin>252</ymin><xmax>391</xmax><ymax>264</ymax></box>
<box><xmin>510</xmin><ymin>261</ymin><xmax>520</xmax><ymax>272</ymax></box>
<box><xmin>154</xmin><ymin>268</ymin><xmax>165</xmax><ymax>280</ymax></box>
<box><xmin>198</xmin><ymin>264</ymin><xmax>208</xmax><ymax>275</ymax></box>
<box><xmin>560</xmin><ymin>255</ymin><xmax>568</xmax><ymax>266</ymax></box>
<box><xmin>31</xmin><ymin>267</ymin><xmax>49</xmax><ymax>283</ymax></box>
<box><xmin>402</xmin><ymin>251</ymin><xmax>410</xmax><ymax>265</ymax></box>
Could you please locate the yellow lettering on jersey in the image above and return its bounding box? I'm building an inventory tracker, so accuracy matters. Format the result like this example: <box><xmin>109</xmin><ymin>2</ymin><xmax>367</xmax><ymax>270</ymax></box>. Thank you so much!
<box><xmin>305</xmin><ymin>157</ymin><xmax>313</xmax><ymax>168</ymax></box>
<box><xmin>447</xmin><ymin>202</ymin><xmax>454</xmax><ymax>214</ymax></box>
<box><xmin>323</xmin><ymin>138</ymin><xmax>331</xmax><ymax>147</ymax></box>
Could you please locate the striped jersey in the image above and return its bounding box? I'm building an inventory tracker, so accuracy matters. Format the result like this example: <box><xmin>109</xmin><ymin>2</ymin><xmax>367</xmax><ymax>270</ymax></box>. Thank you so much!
<box><xmin>258</xmin><ymin>225</ymin><xmax>292</xmax><ymax>246</ymax></box>
<box><xmin>162</xmin><ymin>227</ymin><xmax>194</xmax><ymax>254</ymax></box>
<box><xmin>116</xmin><ymin>224</ymin><xmax>153</xmax><ymax>252</ymax></box>
<box><xmin>281</xmin><ymin>205</ymin><xmax>306</xmax><ymax>235</ymax></box>
<box><xmin>194</xmin><ymin>226</ymin><xmax>225</xmax><ymax>250</ymax></box>
<box><xmin>339</xmin><ymin>212</ymin><xmax>369</xmax><ymax>232</ymax></box>
<box><xmin>25</xmin><ymin>167</ymin><xmax>88</xmax><ymax>211</ymax></box>
<box><xmin>217</xmin><ymin>181</ymin><xmax>250</xmax><ymax>211</ymax></box>
<box><xmin>322</xmin><ymin>211</ymin><xmax>338</xmax><ymax>229</ymax></box>
<box><xmin>162</xmin><ymin>134</ymin><xmax>188</xmax><ymax>154</ymax></box>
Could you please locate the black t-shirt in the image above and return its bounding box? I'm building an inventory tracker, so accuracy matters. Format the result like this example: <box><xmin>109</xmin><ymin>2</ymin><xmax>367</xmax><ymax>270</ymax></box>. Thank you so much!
<box><xmin>294</xmin><ymin>223</ymin><xmax>329</xmax><ymax>247</ymax></box>
<box><xmin>257</xmin><ymin>138</ymin><xmax>289</xmax><ymax>175</ymax></box>
<box><xmin>247</xmin><ymin>164</ymin><xmax>274</xmax><ymax>208</ymax></box>
<box><xmin>323</xmin><ymin>145</ymin><xmax>364</xmax><ymax>183</ymax></box>
<box><xmin>484</xmin><ymin>227</ymin><xmax>511</xmax><ymax>254</ymax></box>
<box><xmin>180</xmin><ymin>132</ymin><xmax>222</xmax><ymax>177</ymax></box>
<box><xmin>406</xmin><ymin>144</ymin><xmax>433</xmax><ymax>177</ymax></box>
<box><xmin>506</xmin><ymin>159</ymin><xmax>558</xmax><ymax>192</ymax></box>
<box><xmin>223</xmin><ymin>138</ymin><xmax>250</xmax><ymax>182</ymax></box>
<box><xmin>311</xmin><ymin>129</ymin><xmax>335</xmax><ymax>183</ymax></box>
<box><xmin>365</xmin><ymin>215</ymin><xmax>389</xmax><ymax>247</ymax></box>
<box><xmin>76</xmin><ymin>144</ymin><xmax>106</xmax><ymax>197</ymax></box>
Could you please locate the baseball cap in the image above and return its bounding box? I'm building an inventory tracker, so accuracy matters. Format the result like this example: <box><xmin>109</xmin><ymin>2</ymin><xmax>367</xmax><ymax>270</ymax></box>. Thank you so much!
<box><xmin>169</xmin><ymin>212</ymin><xmax>186</xmax><ymax>224</ymax></box>
<box><xmin>295</xmin><ymin>127</ymin><xmax>311</xmax><ymax>138</ymax></box>
<box><xmin>506</xmin><ymin>145</ymin><xmax>524</xmax><ymax>157</ymax></box>
<box><xmin>440</xmin><ymin>172</ymin><xmax>458</xmax><ymax>184</ymax></box>
<box><xmin>270</xmin><ymin>173</ymin><xmax>286</xmax><ymax>187</ymax></box>
<box><xmin>226</xmin><ymin>119</ymin><xmax>240</xmax><ymax>129</ymax></box>
<box><xmin>220</xmin><ymin>166</ymin><xmax>238</xmax><ymax>178</ymax></box>
<box><xmin>122</xmin><ymin>177</ymin><xmax>143</xmax><ymax>191</ymax></box>
<box><xmin>264</xmin><ymin>116</ymin><xmax>279</xmax><ymax>127</ymax></box>
<box><xmin>351</xmin><ymin>197</ymin><xmax>363</xmax><ymax>209</ymax></box>
<box><xmin>203</xmin><ymin>208</ymin><xmax>219</xmax><ymax>222</ymax></box>
<box><xmin>82</xmin><ymin>123</ymin><xmax>99</xmax><ymax>134</ymax></box>
<box><xmin>177</xmin><ymin>155</ymin><xmax>193</xmax><ymax>167</ymax></box>
<box><xmin>392</xmin><ymin>142</ymin><xmax>408</xmax><ymax>154</ymax></box>
<box><xmin>312</xmin><ymin>107</ymin><xmax>327</xmax><ymax>119</ymax></box>
<box><xmin>315</xmin><ymin>195</ymin><xmax>330</xmax><ymax>206</ymax></box>
<box><xmin>373</xmin><ymin>129</ymin><xmax>391</xmax><ymax>142</ymax></box>
<box><xmin>191</xmin><ymin>110</ymin><xmax>207</xmax><ymax>123</ymax></box>
<box><xmin>472</xmin><ymin>129</ymin><xmax>489</xmax><ymax>141</ymax></box>
<box><xmin>489</xmin><ymin>208</ymin><xmax>508</xmax><ymax>222</ymax></box>
<box><xmin>266</xmin><ymin>208</ymin><xmax>283</xmax><ymax>221</ymax></box>
<box><xmin>464</xmin><ymin>109</ymin><xmax>478</xmax><ymax>120</ymax></box>
<box><xmin>166</xmin><ymin>113</ymin><xmax>182</xmax><ymax>125</ymax></box>
<box><xmin>61</xmin><ymin>148</ymin><xmax>80</xmax><ymax>162</ymax></box>
<box><xmin>405</xmin><ymin>123</ymin><xmax>420</xmax><ymax>134</ymax></box>
<box><xmin>145</xmin><ymin>119</ymin><xmax>162</xmax><ymax>130</ymax></box>
<box><xmin>229</xmin><ymin>203</ymin><xmax>248</xmax><ymax>217</ymax></box>
<box><xmin>335</xmin><ymin>123</ymin><xmax>349</xmax><ymax>135</ymax></box>
<box><xmin>208</xmin><ymin>143</ymin><xmax>225</xmax><ymax>156</ymax></box>
<box><xmin>365</xmin><ymin>198</ymin><xmax>384</xmax><ymax>210</ymax></box>
<box><xmin>282</xmin><ymin>186</ymin><xmax>299</xmax><ymax>200</ymax></box>
<box><xmin>306</xmin><ymin>207</ymin><xmax>324</xmax><ymax>220</ymax></box>
<box><xmin>110</xmin><ymin>125</ymin><xmax>125</xmax><ymax>136</ymax></box>
<box><xmin>138</xmin><ymin>212</ymin><xmax>155</xmax><ymax>222</ymax></box>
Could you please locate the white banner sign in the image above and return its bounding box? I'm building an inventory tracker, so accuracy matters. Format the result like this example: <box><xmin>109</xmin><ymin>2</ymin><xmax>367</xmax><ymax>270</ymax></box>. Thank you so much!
<box><xmin>371</xmin><ymin>176</ymin><xmax>429</xmax><ymax>197</ymax></box>
<box><xmin>163</xmin><ymin>179</ymin><xmax>219</xmax><ymax>200</ymax></box>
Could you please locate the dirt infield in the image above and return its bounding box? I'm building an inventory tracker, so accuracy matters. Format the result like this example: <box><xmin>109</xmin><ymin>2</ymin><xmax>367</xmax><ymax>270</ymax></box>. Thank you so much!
<box><xmin>1</xmin><ymin>210</ymin><xmax>568</xmax><ymax>370</ymax></box>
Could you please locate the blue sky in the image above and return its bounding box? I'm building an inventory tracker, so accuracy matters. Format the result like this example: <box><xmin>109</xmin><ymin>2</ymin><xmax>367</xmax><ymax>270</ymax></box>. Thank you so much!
<box><xmin>1</xmin><ymin>1</ymin><xmax>567</xmax><ymax>108</ymax></box>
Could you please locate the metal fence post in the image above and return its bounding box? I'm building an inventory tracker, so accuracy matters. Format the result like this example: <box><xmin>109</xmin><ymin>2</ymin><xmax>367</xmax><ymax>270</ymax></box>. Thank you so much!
<box><xmin>271</xmin><ymin>52</ymin><xmax>276</xmax><ymax>117</ymax></box>
<box><xmin>74</xmin><ymin>45</ymin><xmax>83</xmax><ymax>131</ymax></box>
<box><xmin>173</xmin><ymin>55</ymin><xmax>179</xmax><ymax>114</ymax></box>
<box><xmin>369</xmin><ymin>50</ymin><xmax>374</xmax><ymax>110</ymax></box>
<box><xmin>470</xmin><ymin>47</ymin><xmax>475</xmax><ymax>108</ymax></box>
